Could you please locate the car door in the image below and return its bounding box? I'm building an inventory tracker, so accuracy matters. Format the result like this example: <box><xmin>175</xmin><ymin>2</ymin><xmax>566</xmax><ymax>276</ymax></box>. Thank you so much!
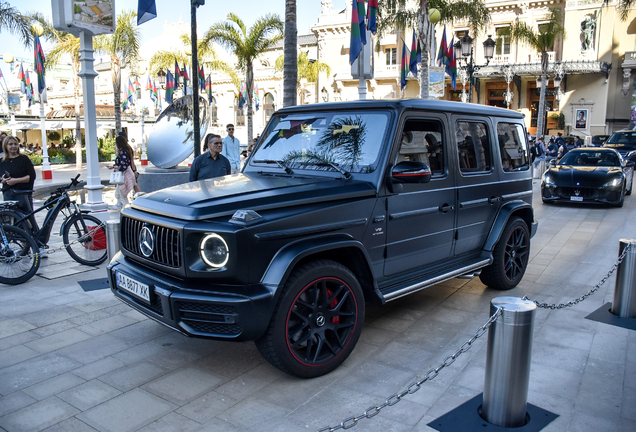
<box><xmin>384</xmin><ymin>115</ymin><xmax>456</xmax><ymax>277</ymax></box>
<box><xmin>453</xmin><ymin>117</ymin><xmax>501</xmax><ymax>256</ymax></box>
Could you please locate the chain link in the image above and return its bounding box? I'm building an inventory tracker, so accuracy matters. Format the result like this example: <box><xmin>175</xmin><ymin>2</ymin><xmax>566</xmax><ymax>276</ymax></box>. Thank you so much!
<box><xmin>524</xmin><ymin>243</ymin><xmax>631</xmax><ymax>309</ymax></box>
<box><xmin>34</xmin><ymin>221</ymin><xmax>107</xmax><ymax>256</ymax></box>
<box><xmin>316</xmin><ymin>307</ymin><xmax>503</xmax><ymax>432</ymax></box>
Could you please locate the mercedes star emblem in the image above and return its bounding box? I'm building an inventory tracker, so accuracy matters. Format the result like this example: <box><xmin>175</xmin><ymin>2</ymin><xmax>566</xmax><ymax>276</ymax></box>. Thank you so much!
<box><xmin>139</xmin><ymin>226</ymin><xmax>155</xmax><ymax>257</ymax></box>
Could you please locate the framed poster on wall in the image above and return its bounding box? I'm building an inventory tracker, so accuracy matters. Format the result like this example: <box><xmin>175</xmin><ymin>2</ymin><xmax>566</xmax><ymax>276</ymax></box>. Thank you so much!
<box><xmin>575</xmin><ymin>109</ymin><xmax>587</xmax><ymax>129</ymax></box>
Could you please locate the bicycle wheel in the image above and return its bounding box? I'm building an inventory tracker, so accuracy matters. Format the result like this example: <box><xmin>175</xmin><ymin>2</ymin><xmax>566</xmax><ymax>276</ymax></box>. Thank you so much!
<box><xmin>0</xmin><ymin>208</ymin><xmax>31</xmax><ymax>232</ymax></box>
<box><xmin>62</xmin><ymin>214</ymin><xmax>108</xmax><ymax>266</ymax></box>
<box><xmin>0</xmin><ymin>225</ymin><xmax>40</xmax><ymax>285</ymax></box>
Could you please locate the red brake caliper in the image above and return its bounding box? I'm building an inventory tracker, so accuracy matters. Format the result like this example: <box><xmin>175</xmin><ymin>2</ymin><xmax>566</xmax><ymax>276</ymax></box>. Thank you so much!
<box><xmin>327</xmin><ymin>288</ymin><xmax>340</xmax><ymax>324</ymax></box>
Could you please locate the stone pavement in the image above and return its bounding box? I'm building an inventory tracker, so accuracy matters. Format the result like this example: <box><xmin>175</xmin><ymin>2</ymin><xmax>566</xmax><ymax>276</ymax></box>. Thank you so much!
<box><xmin>0</xmin><ymin>179</ymin><xmax>635</xmax><ymax>432</ymax></box>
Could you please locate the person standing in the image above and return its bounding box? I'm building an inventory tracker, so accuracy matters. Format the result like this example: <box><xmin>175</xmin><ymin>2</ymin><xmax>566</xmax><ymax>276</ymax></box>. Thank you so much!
<box><xmin>546</xmin><ymin>139</ymin><xmax>559</xmax><ymax>161</ymax></box>
<box><xmin>532</xmin><ymin>138</ymin><xmax>546</xmax><ymax>178</ymax></box>
<box><xmin>222</xmin><ymin>123</ymin><xmax>241</xmax><ymax>174</ymax></box>
<box><xmin>190</xmin><ymin>134</ymin><xmax>231</xmax><ymax>181</ymax></box>
<box><xmin>107</xmin><ymin>136</ymin><xmax>136</xmax><ymax>210</ymax></box>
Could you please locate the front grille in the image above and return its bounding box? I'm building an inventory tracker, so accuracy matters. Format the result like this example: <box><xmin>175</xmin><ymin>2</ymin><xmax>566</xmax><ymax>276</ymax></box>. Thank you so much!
<box><xmin>121</xmin><ymin>217</ymin><xmax>182</xmax><ymax>268</ymax></box>
<box><xmin>176</xmin><ymin>302</ymin><xmax>240</xmax><ymax>335</ymax></box>
<box><xmin>555</xmin><ymin>187</ymin><xmax>595</xmax><ymax>198</ymax></box>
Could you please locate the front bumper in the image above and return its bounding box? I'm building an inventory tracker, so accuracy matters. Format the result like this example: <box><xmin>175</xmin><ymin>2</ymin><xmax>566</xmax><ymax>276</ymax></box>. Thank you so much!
<box><xmin>107</xmin><ymin>253</ymin><xmax>277</xmax><ymax>341</ymax></box>
<box><xmin>541</xmin><ymin>185</ymin><xmax>623</xmax><ymax>205</ymax></box>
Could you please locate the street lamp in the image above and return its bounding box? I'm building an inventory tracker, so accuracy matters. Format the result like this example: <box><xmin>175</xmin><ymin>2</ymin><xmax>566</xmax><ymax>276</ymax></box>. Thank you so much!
<box><xmin>455</xmin><ymin>33</ymin><xmax>495</xmax><ymax>103</ymax></box>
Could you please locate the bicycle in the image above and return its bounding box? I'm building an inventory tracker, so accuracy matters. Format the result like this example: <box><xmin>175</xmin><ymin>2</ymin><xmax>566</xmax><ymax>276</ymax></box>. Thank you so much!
<box><xmin>0</xmin><ymin>223</ymin><xmax>40</xmax><ymax>285</ymax></box>
<box><xmin>0</xmin><ymin>174</ymin><xmax>108</xmax><ymax>266</ymax></box>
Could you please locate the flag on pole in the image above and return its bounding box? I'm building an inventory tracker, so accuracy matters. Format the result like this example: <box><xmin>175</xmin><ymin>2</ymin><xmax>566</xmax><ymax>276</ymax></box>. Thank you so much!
<box><xmin>206</xmin><ymin>75</ymin><xmax>213</xmax><ymax>104</ymax></box>
<box><xmin>447</xmin><ymin>37</ymin><xmax>457</xmax><ymax>90</ymax></box>
<box><xmin>437</xmin><ymin>26</ymin><xmax>448</xmax><ymax>67</ymax></box>
<box><xmin>17</xmin><ymin>63</ymin><xmax>26</xmax><ymax>93</ymax></box>
<box><xmin>127</xmin><ymin>78</ymin><xmax>135</xmax><ymax>104</ymax></box>
<box><xmin>349</xmin><ymin>0</ymin><xmax>366</xmax><ymax>64</ymax></box>
<box><xmin>174</xmin><ymin>59</ymin><xmax>181</xmax><ymax>89</ymax></box>
<box><xmin>34</xmin><ymin>33</ymin><xmax>46</xmax><ymax>94</ymax></box>
<box><xmin>254</xmin><ymin>82</ymin><xmax>260</xmax><ymax>112</ymax></box>
<box><xmin>152</xmin><ymin>81</ymin><xmax>159</xmax><ymax>106</ymax></box>
<box><xmin>121</xmin><ymin>97</ymin><xmax>129</xmax><ymax>112</ymax></box>
<box><xmin>164</xmin><ymin>70</ymin><xmax>175</xmax><ymax>104</ymax></box>
<box><xmin>400</xmin><ymin>40</ymin><xmax>408</xmax><ymax>90</ymax></box>
<box><xmin>409</xmin><ymin>29</ymin><xmax>421</xmax><ymax>77</ymax></box>
<box><xmin>150</xmin><ymin>80</ymin><xmax>157</xmax><ymax>104</ymax></box>
<box><xmin>182</xmin><ymin>63</ymin><xmax>189</xmax><ymax>95</ymax></box>
<box><xmin>367</xmin><ymin>0</ymin><xmax>378</xmax><ymax>34</ymax></box>
<box><xmin>134</xmin><ymin>77</ymin><xmax>141</xmax><ymax>90</ymax></box>
<box><xmin>238</xmin><ymin>80</ymin><xmax>246</xmax><ymax>110</ymax></box>
<box><xmin>25</xmin><ymin>70</ymin><xmax>32</xmax><ymax>105</ymax></box>
<box><xmin>137</xmin><ymin>0</ymin><xmax>157</xmax><ymax>25</ymax></box>
<box><xmin>199</xmin><ymin>64</ymin><xmax>205</xmax><ymax>90</ymax></box>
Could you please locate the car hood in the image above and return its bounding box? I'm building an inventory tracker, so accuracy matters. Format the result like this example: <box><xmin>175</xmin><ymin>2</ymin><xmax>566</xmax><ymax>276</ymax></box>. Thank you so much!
<box><xmin>604</xmin><ymin>142</ymin><xmax>636</xmax><ymax>152</ymax></box>
<box><xmin>129</xmin><ymin>172</ymin><xmax>377</xmax><ymax>221</ymax></box>
<box><xmin>547</xmin><ymin>165</ymin><xmax>623</xmax><ymax>187</ymax></box>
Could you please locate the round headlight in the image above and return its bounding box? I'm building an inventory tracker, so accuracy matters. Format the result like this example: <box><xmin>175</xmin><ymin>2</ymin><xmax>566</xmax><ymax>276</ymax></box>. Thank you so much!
<box><xmin>199</xmin><ymin>234</ymin><xmax>229</xmax><ymax>269</ymax></box>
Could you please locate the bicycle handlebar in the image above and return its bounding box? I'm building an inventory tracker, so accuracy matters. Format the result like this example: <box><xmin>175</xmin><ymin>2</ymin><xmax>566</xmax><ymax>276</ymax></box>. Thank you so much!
<box><xmin>51</xmin><ymin>174</ymin><xmax>81</xmax><ymax>196</ymax></box>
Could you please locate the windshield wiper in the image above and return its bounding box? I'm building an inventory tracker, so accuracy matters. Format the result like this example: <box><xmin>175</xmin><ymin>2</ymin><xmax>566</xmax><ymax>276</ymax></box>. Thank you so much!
<box><xmin>313</xmin><ymin>162</ymin><xmax>352</xmax><ymax>179</ymax></box>
<box><xmin>253</xmin><ymin>159</ymin><xmax>293</xmax><ymax>174</ymax></box>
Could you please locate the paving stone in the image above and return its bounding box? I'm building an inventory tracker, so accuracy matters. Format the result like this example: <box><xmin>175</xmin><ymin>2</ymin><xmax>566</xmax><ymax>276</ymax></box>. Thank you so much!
<box><xmin>0</xmin><ymin>392</ymin><xmax>37</xmax><ymax>418</ymax></box>
<box><xmin>176</xmin><ymin>390</ymin><xmax>238</xmax><ymax>424</ymax></box>
<box><xmin>55</xmin><ymin>333</ymin><xmax>136</xmax><ymax>365</ymax></box>
<box><xmin>71</xmin><ymin>357</ymin><xmax>125</xmax><ymax>381</ymax></box>
<box><xmin>41</xmin><ymin>417</ymin><xmax>98</xmax><ymax>432</ymax></box>
<box><xmin>215</xmin><ymin>397</ymin><xmax>292</xmax><ymax>430</ymax></box>
<box><xmin>0</xmin><ymin>318</ymin><xmax>36</xmax><ymax>339</ymax></box>
<box><xmin>136</xmin><ymin>412</ymin><xmax>201</xmax><ymax>432</ymax></box>
<box><xmin>79</xmin><ymin>314</ymin><xmax>139</xmax><ymax>336</ymax></box>
<box><xmin>0</xmin><ymin>353</ymin><xmax>83</xmax><ymax>395</ymax></box>
<box><xmin>24</xmin><ymin>329</ymin><xmax>92</xmax><ymax>354</ymax></box>
<box><xmin>21</xmin><ymin>306</ymin><xmax>86</xmax><ymax>328</ymax></box>
<box><xmin>30</xmin><ymin>320</ymin><xmax>78</xmax><ymax>338</ymax></box>
<box><xmin>23</xmin><ymin>373</ymin><xmax>86</xmax><ymax>401</ymax></box>
<box><xmin>0</xmin><ymin>344</ymin><xmax>40</xmax><ymax>369</ymax></box>
<box><xmin>98</xmin><ymin>361</ymin><xmax>168</xmax><ymax>392</ymax></box>
<box><xmin>57</xmin><ymin>380</ymin><xmax>121</xmax><ymax>411</ymax></box>
<box><xmin>0</xmin><ymin>396</ymin><xmax>79</xmax><ymax>432</ymax></box>
<box><xmin>77</xmin><ymin>389</ymin><xmax>176</xmax><ymax>432</ymax></box>
<box><xmin>142</xmin><ymin>366</ymin><xmax>225</xmax><ymax>405</ymax></box>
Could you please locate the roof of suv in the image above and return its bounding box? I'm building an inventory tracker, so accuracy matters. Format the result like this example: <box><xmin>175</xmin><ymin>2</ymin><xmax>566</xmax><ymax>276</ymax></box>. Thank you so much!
<box><xmin>276</xmin><ymin>99</ymin><xmax>525</xmax><ymax>120</ymax></box>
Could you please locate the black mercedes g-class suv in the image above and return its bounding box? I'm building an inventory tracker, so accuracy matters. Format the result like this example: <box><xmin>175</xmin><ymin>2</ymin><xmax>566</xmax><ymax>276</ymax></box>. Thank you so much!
<box><xmin>108</xmin><ymin>99</ymin><xmax>537</xmax><ymax>378</ymax></box>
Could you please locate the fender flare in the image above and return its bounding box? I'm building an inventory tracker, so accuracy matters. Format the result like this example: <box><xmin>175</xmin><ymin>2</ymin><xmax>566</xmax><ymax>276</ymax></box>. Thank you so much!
<box><xmin>260</xmin><ymin>234</ymin><xmax>374</xmax><ymax>294</ymax></box>
<box><xmin>483</xmin><ymin>201</ymin><xmax>534</xmax><ymax>252</ymax></box>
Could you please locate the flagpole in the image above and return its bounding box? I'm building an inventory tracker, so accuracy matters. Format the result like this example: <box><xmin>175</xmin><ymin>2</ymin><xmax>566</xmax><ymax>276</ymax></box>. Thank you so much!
<box><xmin>191</xmin><ymin>1</ymin><xmax>201</xmax><ymax>158</ymax></box>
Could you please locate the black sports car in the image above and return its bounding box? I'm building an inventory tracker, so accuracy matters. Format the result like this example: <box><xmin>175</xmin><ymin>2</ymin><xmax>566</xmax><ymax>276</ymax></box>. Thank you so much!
<box><xmin>541</xmin><ymin>148</ymin><xmax>634</xmax><ymax>207</ymax></box>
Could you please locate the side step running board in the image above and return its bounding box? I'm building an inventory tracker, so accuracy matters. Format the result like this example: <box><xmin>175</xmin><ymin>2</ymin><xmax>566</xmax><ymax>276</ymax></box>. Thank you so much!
<box><xmin>457</xmin><ymin>270</ymin><xmax>482</xmax><ymax>279</ymax></box>
<box><xmin>382</xmin><ymin>259</ymin><xmax>491</xmax><ymax>302</ymax></box>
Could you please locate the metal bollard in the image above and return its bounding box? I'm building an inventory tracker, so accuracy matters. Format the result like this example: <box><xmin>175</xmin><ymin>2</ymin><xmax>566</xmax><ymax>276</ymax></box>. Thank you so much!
<box><xmin>106</xmin><ymin>220</ymin><xmax>121</xmax><ymax>263</ymax></box>
<box><xmin>612</xmin><ymin>239</ymin><xmax>636</xmax><ymax>318</ymax></box>
<box><xmin>481</xmin><ymin>297</ymin><xmax>536</xmax><ymax>428</ymax></box>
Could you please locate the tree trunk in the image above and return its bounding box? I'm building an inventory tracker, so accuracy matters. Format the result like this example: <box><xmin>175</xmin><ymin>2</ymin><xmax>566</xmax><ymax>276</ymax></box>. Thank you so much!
<box><xmin>283</xmin><ymin>0</ymin><xmax>297</xmax><ymax>107</ymax></box>
<box><xmin>73</xmin><ymin>57</ymin><xmax>82</xmax><ymax>169</ymax></box>
<box><xmin>537</xmin><ymin>52</ymin><xmax>548</xmax><ymax>139</ymax></box>
<box><xmin>417</xmin><ymin>0</ymin><xmax>432</xmax><ymax>99</ymax></box>
<box><xmin>246</xmin><ymin>63</ymin><xmax>253</xmax><ymax>144</ymax></box>
<box><xmin>112</xmin><ymin>56</ymin><xmax>122</xmax><ymax>134</ymax></box>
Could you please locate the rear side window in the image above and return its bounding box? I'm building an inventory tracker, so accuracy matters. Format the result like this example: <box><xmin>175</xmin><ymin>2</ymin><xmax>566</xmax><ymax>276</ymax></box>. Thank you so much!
<box><xmin>456</xmin><ymin>121</ymin><xmax>491</xmax><ymax>174</ymax></box>
<box><xmin>497</xmin><ymin>123</ymin><xmax>529</xmax><ymax>172</ymax></box>
<box><xmin>398</xmin><ymin>119</ymin><xmax>444</xmax><ymax>176</ymax></box>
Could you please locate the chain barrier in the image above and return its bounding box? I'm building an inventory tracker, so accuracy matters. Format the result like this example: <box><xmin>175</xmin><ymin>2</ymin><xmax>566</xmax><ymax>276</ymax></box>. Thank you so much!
<box><xmin>317</xmin><ymin>307</ymin><xmax>503</xmax><ymax>432</ymax></box>
<box><xmin>523</xmin><ymin>243</ymin><xmax>630</xmax><ymax>309</ymax></box>
<box><xmin>34</xmin><ymin>221</ymin><xmax>107</xmax><ymax>256</ymax></box>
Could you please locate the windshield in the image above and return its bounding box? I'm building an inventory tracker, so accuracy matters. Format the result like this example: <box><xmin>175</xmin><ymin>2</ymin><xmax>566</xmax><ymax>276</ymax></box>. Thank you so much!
<box><xmin>249</xmin><ymin>110</ymin><xmax>391</xmax><ymax>174</ymax></box>
<box><xmin>607</xmin><ymin>131</ymin><xmax>636</xmax><ymax>145</ymax></box>
<box><xmin>559</xmin><ymin>151</ymin><xmax>621</xmax><ymax>167</ymax></box>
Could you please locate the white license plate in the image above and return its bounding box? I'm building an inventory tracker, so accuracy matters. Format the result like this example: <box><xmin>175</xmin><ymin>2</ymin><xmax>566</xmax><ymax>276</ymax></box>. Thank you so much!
<box><xmin>570</xmin><ymin>196</ymin><xmax>583</xmax><ymax>202</ymax></box>
<box><xmin>116</xmin><ymin>271</ymin><xmax>151</xmax><ymax>303</ymax></box>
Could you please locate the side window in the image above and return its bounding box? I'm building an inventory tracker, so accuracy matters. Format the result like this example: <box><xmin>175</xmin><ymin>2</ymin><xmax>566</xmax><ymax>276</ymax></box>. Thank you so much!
<box><xmin>397</xmin><ymin>119</ymin><xmax>444</xmax><ymax>176</ymax></box>
<box><xmin>497</xmin><ymin>123</ymin><xmax>529</xmax><ymax>172</ymax></box>
<box><xmin>456</xmin><ymin>121</ymin><xmax>491</xmax><ymax>173</ymax></box>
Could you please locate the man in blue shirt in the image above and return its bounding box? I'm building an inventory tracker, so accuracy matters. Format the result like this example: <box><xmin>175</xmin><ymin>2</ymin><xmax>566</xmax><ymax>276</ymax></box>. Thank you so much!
<box><xmin>222</xmin><ymin>123</ymin><xmax>241</xmax><ymax>173</ymax></box>
<box><xmin>189</xmin><ymin>134</ymin><xmax>231</xmax><ymax>181</ymax></box>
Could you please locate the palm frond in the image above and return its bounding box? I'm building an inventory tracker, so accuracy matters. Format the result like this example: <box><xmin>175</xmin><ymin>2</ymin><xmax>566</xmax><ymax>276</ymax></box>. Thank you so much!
<box><xmin>0</xmin><ymin>1</ymin><xmax>31</xmax><ymax>46</ymax></box>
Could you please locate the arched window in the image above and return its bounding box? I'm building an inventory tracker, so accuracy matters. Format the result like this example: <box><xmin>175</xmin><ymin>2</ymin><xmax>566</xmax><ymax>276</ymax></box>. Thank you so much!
<box><xmin>264</xmin><ymin>93</ymin><xmax>275</xmax><ymax>123</ymax></box>
<box><xmin>235</xmin><ymin>97</ymin><xmax>245</xmax><ymax>126</ymax></box>
<box><xmin>210</xmin><ymin>97</ymin><xmax>218</xmax><ymax>126</ymax></box>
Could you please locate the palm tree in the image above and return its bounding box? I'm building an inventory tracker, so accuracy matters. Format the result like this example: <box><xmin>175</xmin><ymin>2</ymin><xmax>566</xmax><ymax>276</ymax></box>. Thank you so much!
<box><xmin>376</xmin><ymin>0</ymin><xmax>490</xmax><ymax>99</ymax></box>
<box><xmin>202</xmin><ymin>13</ymin><xmax>283</xmax><ymax>143</ymax></box>
<box><xmin>94</xmin><ymin>10</ymin><xmax>141</xmax><ymax>134</ymax></box>
<box><xmin>0</xmin><ymin>1</ymin><xmax>31</xmax><ymax>46</ymax></box>
<box><xmin>283</xmin><ymin>0</ymin><xmax>297</xmax><ymax>107</ymax></box>
<box><xmin>29</xmin><ymin>13</ymin><xmax>83</xmax><ymax>166</ymax></box>
<box><xmin>275</xmin><ymin>51</ymin><xmax>331</xmax><ymax>104</ymax></box>
<box><xmin>503</xmin><ymin>7</ymin><xmax>564</xmax><ymax>139</ymax></box>
<box><xmin>618</xmin><ymin>0</ymin><xmax>635</xmax><ymax>21</ymax></box>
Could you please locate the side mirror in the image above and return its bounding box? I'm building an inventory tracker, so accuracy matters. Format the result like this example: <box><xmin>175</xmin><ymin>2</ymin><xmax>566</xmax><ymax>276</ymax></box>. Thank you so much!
<box><xmin>549</xmin><ymin>159</ymin><xmax>557</xmax><ymax>166</ymax></box>
<box><xmin>391</xmin><ymin>161</ymin><xmax>432</xmax><ymax>184</ymax></box>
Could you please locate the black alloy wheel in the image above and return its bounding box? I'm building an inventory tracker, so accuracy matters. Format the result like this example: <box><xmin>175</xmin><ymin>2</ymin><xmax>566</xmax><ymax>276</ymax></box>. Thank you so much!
<box><xmin>480</xmin><ymin>217</ymin><xmax>530</xmax><ymax>290</ymax></box>
<box><xmin>256</xmin><ymin>259</ymin><xmax>364</xmax><ymax>378</ymax></box>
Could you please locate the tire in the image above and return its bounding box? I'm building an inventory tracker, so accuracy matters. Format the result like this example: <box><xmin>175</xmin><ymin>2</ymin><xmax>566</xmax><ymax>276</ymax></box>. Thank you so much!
<box><xmin>614</xmin><ymin>187</ymin><xmax>625</xmax><ymax>208</ymax></box>
<box><xmin>0</xmin><ymin>208</ymin><xmax>31</xmax><ymax>233</ymax></box>
<box><xmin>0</xmin><ymin>225</ymin><xmax>40</xmax><ymax>285</ymax></box>
<box><xmin>62</xmin><ymin>214</ymin><xmax>108</xmax><ymax>266</ymax></box>
<box><xmin>479</xmin><ymin>217</ymin><xmax>530</xmax><ymax>290</ymax></box>
<box><xmin>255</xmin><ymin>259</ymin><xmax>365</xmax><ymax>378</ymax></box>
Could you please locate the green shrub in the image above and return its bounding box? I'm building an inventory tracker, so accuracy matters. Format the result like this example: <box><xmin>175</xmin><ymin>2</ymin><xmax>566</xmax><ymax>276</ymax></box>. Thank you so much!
<box><xmin>557</xmin><ymin>113</ymin><xmax>566</xmax><ymax>130</ymax></box>
<box><xmin>27</xmin><ymin>153</ymin><xmax>42</xmax><ymax>165</ymax></box>
<box><xmin>98</xmin><ymin>136</ymin><xmax>116</xmax><ymax>161</ymax></box>
<box><xmin>47</xmin><ymin>131</ymin><xmax>61</xmax><ymax>141</ymax></box>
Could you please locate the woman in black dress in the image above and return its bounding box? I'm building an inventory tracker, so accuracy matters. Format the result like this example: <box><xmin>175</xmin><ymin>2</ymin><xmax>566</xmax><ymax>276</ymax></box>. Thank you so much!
<box><xmin>0</xmin><ymin>135</ymin><xmax>37</xmax><ymax>229</ymax></box>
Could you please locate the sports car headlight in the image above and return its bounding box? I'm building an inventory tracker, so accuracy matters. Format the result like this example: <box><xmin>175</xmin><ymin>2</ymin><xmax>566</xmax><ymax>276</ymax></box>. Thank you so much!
<box><xmin>199</xmin><ymin>234</ymin><xmax>229</xmax><ymax>269</ymax></box>
<box><xmin>543</xmin><ymin>174</ymin><xmax>557</xmax><ymax>187</ymax></box>
<box><xmin>602</xmin><ymin>177</ymin><xmax>623</xmax><ymax>188</ymax></box>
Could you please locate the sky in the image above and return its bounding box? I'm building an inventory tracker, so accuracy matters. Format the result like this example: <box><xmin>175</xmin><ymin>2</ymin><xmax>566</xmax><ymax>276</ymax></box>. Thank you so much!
<box><xmin>3</xmin><ymin>0</ymin><xmax>333</xmax><ymax>66</ymax></box>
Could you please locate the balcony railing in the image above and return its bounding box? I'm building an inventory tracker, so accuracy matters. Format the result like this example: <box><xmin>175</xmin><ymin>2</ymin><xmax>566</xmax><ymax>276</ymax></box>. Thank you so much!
<box><xmin>622</xmin><ymin>51</ymin><xmax>636</xmax><ymax>67</ymax></box>
<box><xmin>491</xmin><ymin>54</ymin><xmax>511</xmax><ymax>65</ymax></box>
<box><xmin>529</xmin><ymin>51</ymin><xmax>556</xmax><ymax>63</ymax></box>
